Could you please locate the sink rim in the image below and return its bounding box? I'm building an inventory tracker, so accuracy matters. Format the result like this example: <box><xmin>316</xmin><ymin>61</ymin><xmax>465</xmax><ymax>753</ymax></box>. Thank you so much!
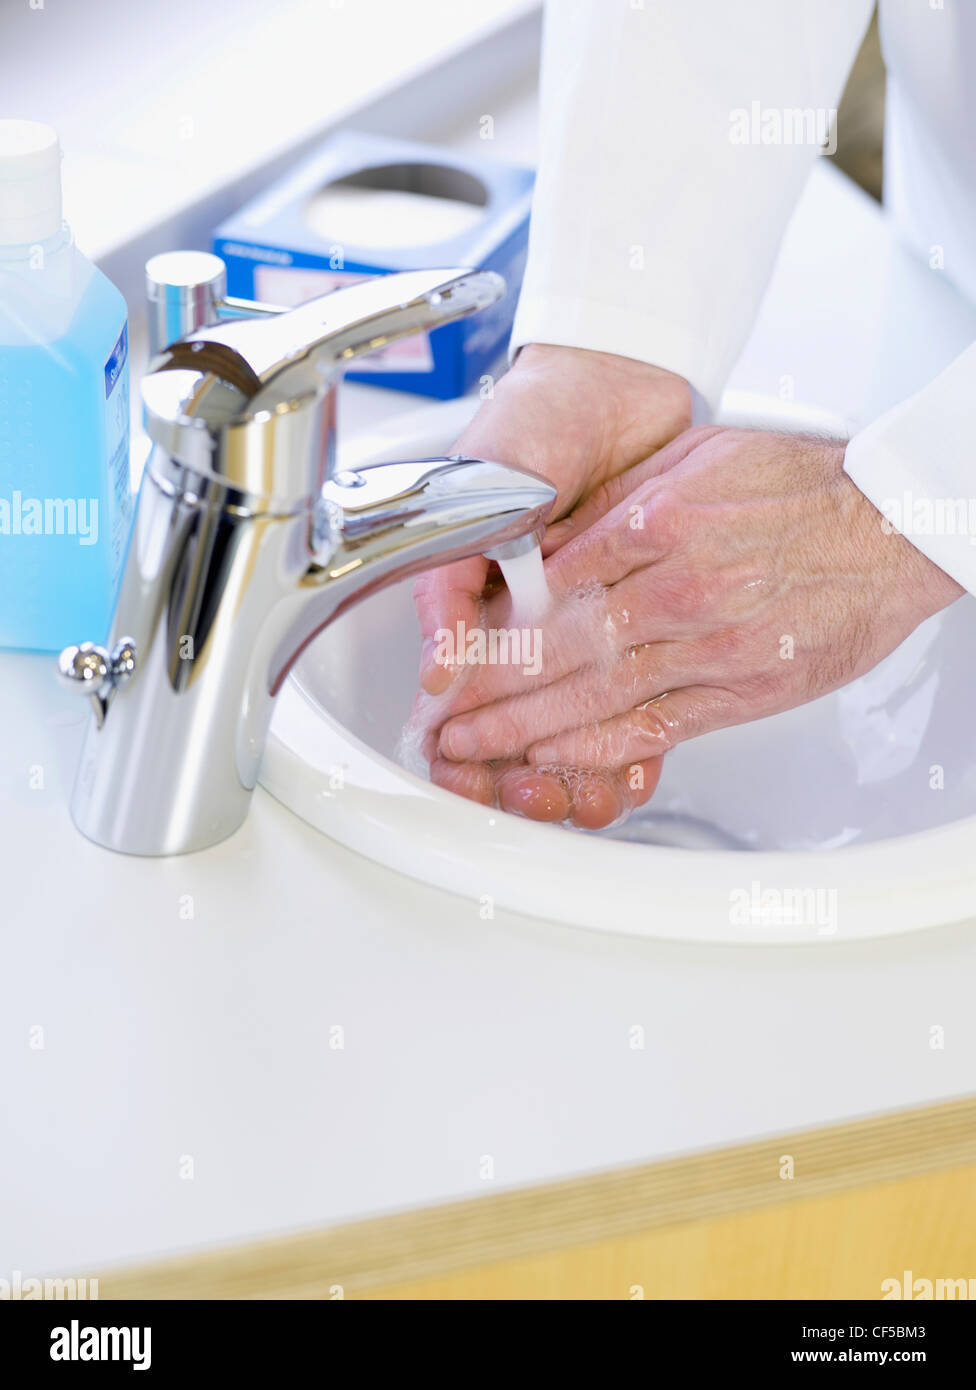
<box><xmin>264</xmin><ymin>669</ymin><xmax>976</xmax><ymax>943</ymax></box>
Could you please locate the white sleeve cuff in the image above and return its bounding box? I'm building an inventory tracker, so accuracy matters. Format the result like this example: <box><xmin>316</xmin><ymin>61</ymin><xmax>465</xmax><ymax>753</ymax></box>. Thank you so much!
<box><xmin>511</xmin><ymin>295</ymin><xmax>726</xmax><ymax>415</ymax></box>
<box><xmin>509</xmin><ymin>0</ymin><xmax>873</xmax><ymax>416</ymax></box>
<box><xmin>843</xmin><ymin>341</ymin><xmax>976</xmax><ymax>595</ymax></box>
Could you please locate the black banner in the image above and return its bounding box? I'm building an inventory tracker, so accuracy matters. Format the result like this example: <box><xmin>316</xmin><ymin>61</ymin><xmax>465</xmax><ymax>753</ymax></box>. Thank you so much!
<box><xmin>3</xmin><ymin>1297</ymin><xmax>972</xmax><ymax>1376</ymax></box>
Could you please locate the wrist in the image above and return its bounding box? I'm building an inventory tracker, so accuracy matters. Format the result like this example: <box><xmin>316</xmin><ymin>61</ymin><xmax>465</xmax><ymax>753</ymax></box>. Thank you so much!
<box><xmin>836</xmin><ymin>447</ymin><xmax>966</xmax><ymax>621</ymax></box>
<box><xmin>898</xmin><ymin>534</ymin><xmax>967</xmax><ymax>617</ymax></box>
<box><xmin>513</xmin><ymin>341</ymin><xmax>692</xmax><ymax>450</ymax></box>
<box><xmin>515</xmin><ymin>341</ymin><xmax>688</xmax><ymax>396</ymax></box>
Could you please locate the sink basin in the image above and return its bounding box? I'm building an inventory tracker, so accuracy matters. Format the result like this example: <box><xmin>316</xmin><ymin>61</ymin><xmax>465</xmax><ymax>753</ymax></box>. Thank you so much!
<box><xmin>262</xmin><ymin>396</ymin><xmax>976</xmax><ymax>943</ymax></box>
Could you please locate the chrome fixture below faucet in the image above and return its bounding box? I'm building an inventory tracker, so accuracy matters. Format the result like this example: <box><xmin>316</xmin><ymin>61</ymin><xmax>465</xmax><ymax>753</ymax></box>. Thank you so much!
<box><xmin>58</xmin><ymin>255</ymin><xmax>555</xmax><ymax>855</ymax></box>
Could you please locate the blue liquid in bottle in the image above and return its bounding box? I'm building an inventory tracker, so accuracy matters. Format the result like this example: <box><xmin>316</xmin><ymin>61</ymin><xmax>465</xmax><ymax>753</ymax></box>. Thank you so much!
<box><xmin>0</xmin><ymin>123</ymin><xmax>131</xmax><ymax>653</ymax></box>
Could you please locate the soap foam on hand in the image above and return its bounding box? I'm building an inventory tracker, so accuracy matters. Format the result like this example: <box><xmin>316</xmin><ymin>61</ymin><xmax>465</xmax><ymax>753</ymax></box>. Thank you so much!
<box><xmin>395</xmin><ymin>590</ymin><xmax>488</xmax><ymax>779</ymax></box>
<box><xmin>484</xmin><ymin>574</ymin><xmax>652</xmax><ymax>829</ymax></box>
<box><xmin>396</xmin><ymin>553</ymin><xmax>553</xmax><ymax>781</ymax></box>
<box><xmin>395</xmin><ymin>690</ymin><xmax>443</xmax><ymax>780</ymax></box>
<box><xmin>305</xmin><ymin>184</ymin><xmax>485</xmax><ymax>250</ymax></box>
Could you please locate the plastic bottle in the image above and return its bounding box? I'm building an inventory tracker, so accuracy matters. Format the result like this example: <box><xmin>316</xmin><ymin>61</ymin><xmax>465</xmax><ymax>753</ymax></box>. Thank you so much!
<box><xmin>0</xmin><ymin>120</ymin><xmax>131</xmax><ymax>652</ymax></box>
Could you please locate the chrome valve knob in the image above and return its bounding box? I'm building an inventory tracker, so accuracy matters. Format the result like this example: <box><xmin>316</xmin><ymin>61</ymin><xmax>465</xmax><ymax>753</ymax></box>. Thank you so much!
<box><xmin>58</xmin><ymin>641</ymin><xmax>110</xmax><ymax>691</ymax></box>
<box><xmin>58</xmin><ymin>638</ymin><xmax>137</xmax><ymax>726</ymax></box>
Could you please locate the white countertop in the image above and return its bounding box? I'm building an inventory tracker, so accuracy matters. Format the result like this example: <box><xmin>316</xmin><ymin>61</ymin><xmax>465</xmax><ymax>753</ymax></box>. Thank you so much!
<box><xmin>2</xmin><ymin>637</ymin><xmax>975</xmax><ymax>1279</ymax></box>
<box><xmin>3</xmin><ymin>113</ymin><xmax>976</xmax><ymax>1277</ymax></box>
<box><xmin>2</xmin><ymin>644</ymin><xmax>975</xmax><ymax>1279</ymax></box>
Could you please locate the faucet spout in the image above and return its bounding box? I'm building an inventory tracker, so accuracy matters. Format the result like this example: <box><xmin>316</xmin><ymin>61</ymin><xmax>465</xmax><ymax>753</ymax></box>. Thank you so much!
<box><xmin>268</xmin><ymin>455</ymin><xmax>555</xmax><ymax>693</ymax></box>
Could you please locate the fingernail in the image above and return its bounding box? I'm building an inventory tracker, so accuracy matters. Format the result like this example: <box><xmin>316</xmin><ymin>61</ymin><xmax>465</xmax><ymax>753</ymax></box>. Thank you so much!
<box><xmin>442</xmin><ymin>721</ymin><xmax>479</xmax><ymax>760</ymax></box>
<box><xmin>572</xmin><ymin>780</ymin><xmax>622</xmax><ymax>830</ymax></box>
<box><xmin>421</xmin><ymin>647</ymin><xmax>456</xmax><ymax>696</ymax></box>
<box><xmin>498</xmin><ymin>771</ymin><xmax>570</xmax><ymax>822</ymax></box>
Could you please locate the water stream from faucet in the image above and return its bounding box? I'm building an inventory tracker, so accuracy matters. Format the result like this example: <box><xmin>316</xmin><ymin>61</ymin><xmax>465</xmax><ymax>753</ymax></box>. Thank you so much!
<box><xmin>495</xmin><ymin>542</ymin><xmax>551</xmax><ymax>622</ymax></box>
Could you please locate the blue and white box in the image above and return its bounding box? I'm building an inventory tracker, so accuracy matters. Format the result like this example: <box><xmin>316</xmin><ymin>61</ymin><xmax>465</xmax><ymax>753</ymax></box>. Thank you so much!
<box><xmin>214</xmin><ymin>131</ymin><xmax>535</xmax><ymax>399</ymax></box>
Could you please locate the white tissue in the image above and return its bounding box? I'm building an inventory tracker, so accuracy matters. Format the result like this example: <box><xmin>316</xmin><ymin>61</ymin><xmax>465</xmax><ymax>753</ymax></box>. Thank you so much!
<box><xmin>305</xmin><ymin>184</ymin><xmax>484</xmax><ymax>250</ymax></box>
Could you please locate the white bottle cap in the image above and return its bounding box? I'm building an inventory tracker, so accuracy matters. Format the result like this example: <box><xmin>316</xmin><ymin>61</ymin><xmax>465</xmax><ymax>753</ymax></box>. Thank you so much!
<box><xmin>0</xmin><ymin>120</ymin><xmax>63</xmax><ymax>246</ymax></box>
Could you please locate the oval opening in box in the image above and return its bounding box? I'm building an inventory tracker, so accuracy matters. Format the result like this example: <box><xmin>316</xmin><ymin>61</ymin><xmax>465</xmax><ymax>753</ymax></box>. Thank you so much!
<box><xmin>305</xmin><ymin>162</ymin><xmax>489</xmax><ymax>251</ymax></box>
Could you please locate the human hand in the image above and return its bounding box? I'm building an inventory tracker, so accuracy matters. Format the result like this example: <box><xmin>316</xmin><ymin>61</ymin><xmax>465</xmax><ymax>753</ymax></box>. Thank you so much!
<box><xmin>410</xmin><ymin>342</ymin><xmax>692</xmax><ymax>827</ymax></box>
<box><xmin>433</xmin><ymin>426</ymin><xmax>963</xmax><ymax>824</ymax></box>
<box><xmin>413</xmin><ymin>343</ymin><xmax>692</xmax><ymax>694</ymax></box>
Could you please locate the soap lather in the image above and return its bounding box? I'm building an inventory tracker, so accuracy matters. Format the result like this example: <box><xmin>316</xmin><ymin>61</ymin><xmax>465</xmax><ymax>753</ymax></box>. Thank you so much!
<box><xmin>58</xmin><ymin>253</ymin><xmax>555</xmax><ymax>856</ymax></box>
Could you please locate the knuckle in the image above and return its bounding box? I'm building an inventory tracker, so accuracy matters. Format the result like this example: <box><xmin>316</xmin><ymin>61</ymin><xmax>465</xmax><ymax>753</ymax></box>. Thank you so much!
<box><xmin>633</xmin><ymin>702</ymin><xmax>678</xmax><ymax>752</ymax></box>
<box><xmin>725</xmin><ymin>669</ymin><xmax>783</xmax><ymax>711</ymax></box>
<box><xmin>492</xmin><ymin>702</ymin><xmax>529</xmax><ymax>755</ymax></box>
<box><xmin>596</xmin><ymin>474</ymin><xmax>631</xmax><ymax>516</ymax></box>
<box><xmin>657</xmin><ymin>568</ymin><xmax>720</xmax><ymax>619</ymax></box>
<box><xmin>682</xmin><ymin>423</ymin><xmax>726</xmax><ymax>452</ymax></box>
<box><xmin>702</xmin><ymin>624</ymin><xmax>751</xmax><ymax>667</ymax></box>
<box><xmin>464</xmin><ymin>663</ymin><xmax>509</xmax><ymax>710</ymax></box>
<box><xmin>576</xmin><ymin>516</ymin><xmax>633</xmax><ymax>577</ymax></box>
<box><xmin>412</xmin><ymin>570</ymin><xmax>436</xmax><ymax>602</ymax></box>
<box><xmin>643</xmin><ymin>491</ymin><xmax>684</xmax><ymax>549</ymax></box>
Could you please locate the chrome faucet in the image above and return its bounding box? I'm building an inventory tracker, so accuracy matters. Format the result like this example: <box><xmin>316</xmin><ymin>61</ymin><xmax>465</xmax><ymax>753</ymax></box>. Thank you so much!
<box><xmin>58</xmin><ymin>253</ymin><xmax>555</xmax><ymax>856</ymax></box>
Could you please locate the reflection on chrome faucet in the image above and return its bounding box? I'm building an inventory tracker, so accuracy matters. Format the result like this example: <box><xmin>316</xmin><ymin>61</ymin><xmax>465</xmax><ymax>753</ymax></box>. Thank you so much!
<box><xmin>58</xmin><ymin>256</ymin><xmax>555</xmax><ymax>856</ymax></box>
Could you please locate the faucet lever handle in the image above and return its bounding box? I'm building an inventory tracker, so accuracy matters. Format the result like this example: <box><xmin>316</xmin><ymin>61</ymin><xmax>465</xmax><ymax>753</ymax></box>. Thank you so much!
<box><xmin>179</xmin><ymin>266</ymin><xmax>505</xmax><ymax>409</ymax></box>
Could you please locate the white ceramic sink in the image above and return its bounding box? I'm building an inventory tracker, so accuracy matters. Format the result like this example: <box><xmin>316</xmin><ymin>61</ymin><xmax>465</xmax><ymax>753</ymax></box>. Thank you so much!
<box><xmin>262</xmin><ymin>395</ymin><xmax>976</xmax><ymax>943</ymax></box>
<box><xmin>263</xmin><ymin>164</ymin><xmax>976</xmax><ymax>943</ymax></box>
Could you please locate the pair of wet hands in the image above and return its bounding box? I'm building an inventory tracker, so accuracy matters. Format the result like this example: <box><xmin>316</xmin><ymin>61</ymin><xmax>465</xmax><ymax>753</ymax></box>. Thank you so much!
<box><xmin>405</xmin><ymin>356</ymin><xmax>966</xmax><ymax>827</ymax></box>
<box><xmin>409</xmin><ymin>562</ymin><xmax>663</xmax><ymax>832</ymax></box>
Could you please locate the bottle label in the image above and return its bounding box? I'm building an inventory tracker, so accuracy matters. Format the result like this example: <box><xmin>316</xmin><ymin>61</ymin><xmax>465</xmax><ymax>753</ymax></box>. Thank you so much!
<box><xmin>103</xmin><ymin>322</ymin><xmax>131</xmax><ymax>582</ymax></box>
<box><xmin>104</xmin><ymin>322</ymin><xmax>128</xmax><ymax>398</ymax></box>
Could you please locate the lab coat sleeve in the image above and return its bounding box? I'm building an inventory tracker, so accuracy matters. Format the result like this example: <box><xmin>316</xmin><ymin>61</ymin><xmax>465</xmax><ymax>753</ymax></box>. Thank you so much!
<box><xmin>843</xmin><ymin>344</ymin><xmax>976</xmax><ymax>594</ymax></box>
<box><xmin>511</xmin><ymin>0</ymin><xmax>874</xmax><ymax>412</ymax></box>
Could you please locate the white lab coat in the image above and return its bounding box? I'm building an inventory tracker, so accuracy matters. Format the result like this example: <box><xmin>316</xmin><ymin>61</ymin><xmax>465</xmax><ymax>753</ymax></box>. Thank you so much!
<box><xmin>511</xmin><ymin>0</ymin><xmax>976</xmax><ymax>593</ymax></box>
